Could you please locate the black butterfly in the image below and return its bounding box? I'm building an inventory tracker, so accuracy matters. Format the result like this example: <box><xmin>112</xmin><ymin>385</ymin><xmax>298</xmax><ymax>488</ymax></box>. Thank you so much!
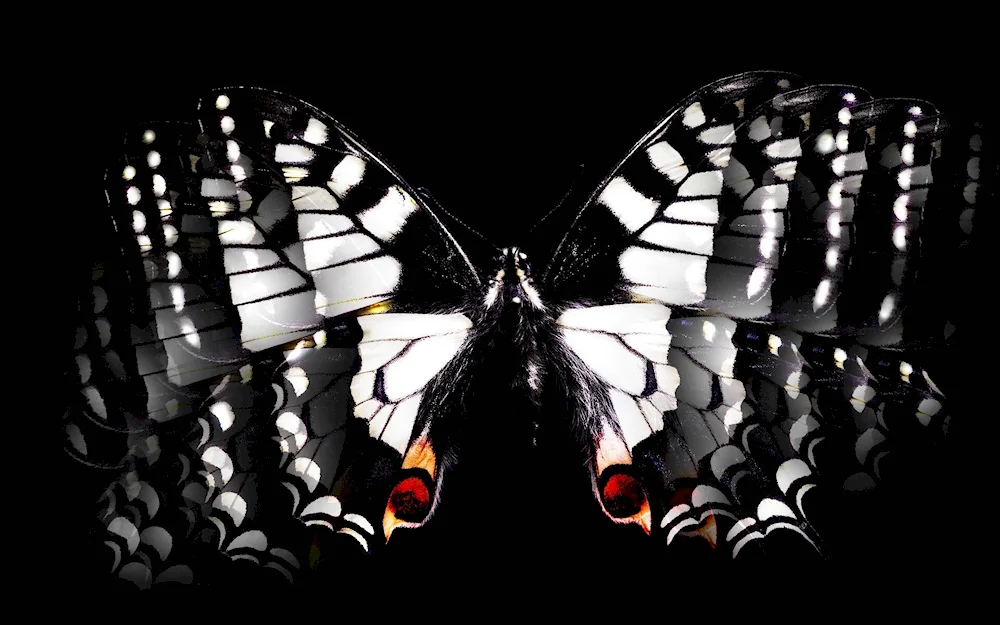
<box><xmin>65</xmin><ymin>71</ymin><xmax>986</xmax><ymax>588</ymax></box>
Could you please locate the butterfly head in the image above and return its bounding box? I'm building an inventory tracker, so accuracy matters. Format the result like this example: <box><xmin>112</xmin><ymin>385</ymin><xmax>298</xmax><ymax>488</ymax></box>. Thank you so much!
<box><xmin>484</xmin><ymin>247</ymin><xmax>545</xmax><ymax>310</ymax></box>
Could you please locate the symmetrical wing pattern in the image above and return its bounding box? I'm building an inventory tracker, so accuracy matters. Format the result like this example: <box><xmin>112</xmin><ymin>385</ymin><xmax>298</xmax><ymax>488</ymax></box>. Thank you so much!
<box><xmin>65</xmin><ymin>73</ymin><xmax>986</xmax><ymax>587</ymax></box>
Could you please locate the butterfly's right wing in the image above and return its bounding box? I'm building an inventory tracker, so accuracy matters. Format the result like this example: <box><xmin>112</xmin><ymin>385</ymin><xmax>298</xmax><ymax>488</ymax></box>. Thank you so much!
<box><xmin>541</xmin><ymin>72</ymin><xmax>987</xmax><ymax>563</ymax></box>
<box><xmin>66</xmin><ymin>87</ymin><xmax>482</xmax><ymax>587</ymax></box>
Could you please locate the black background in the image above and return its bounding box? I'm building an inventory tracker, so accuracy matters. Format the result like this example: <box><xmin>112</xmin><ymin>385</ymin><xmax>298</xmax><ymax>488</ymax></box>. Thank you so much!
<box><xmin>48</xmin><ymin>20</ymin><xmax>989</xmax><ymax>595</ymax></box>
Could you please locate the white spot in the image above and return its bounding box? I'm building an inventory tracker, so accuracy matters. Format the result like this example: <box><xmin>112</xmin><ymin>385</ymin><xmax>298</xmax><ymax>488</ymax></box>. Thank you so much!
<box><xmin>646</xmin><ymin>141</ymin><xmax>688</xmax><ymax>183</ymax></box>
<box><xmin>152</xmin><ymin>174</ymin><xmax>166</xmax><ymax>197</ymax></box>
<box><xmin>834</xmin><ymin>348</ymin><xmax>847</xmax><ymax>368</ymax></box>
<box><xmin>263</xmin><ymin>120</ymin><xmax>274</xmax><ymax>138</ymax></box>
<box><xmin>844</xmin><ymin>92</ymin><xmax>857</xmax><ymax>103</ymax></box>
<box><xmin>748</xmin><ymin>116</ymin><xmax>771</xmax><ymax>142</ymax></box>
<box><xmin>768</xmin><ymin>334</ymin><xmax>782</xmax><ymax>353</ymax></box>
<box><xmin>916</xmin><ymin>398</ymin><xmax>942</xmax><ymax>425</ymax></box>
<box><xmin>893</xmin><ymin>195</ymin><xmax>909</xmax><ymax>221</ymax></box>
<box><xmin>512</xmin><ymin>296</ymin><xmax>522</xmax><ymax>304</ymax></box>
<box><xmin>147</xmin><ymin>151</ymin><xmax>161</xmax><ymax>169</ymax></box>
<box><xmin>897</xmin><ymin>169</ymin><xmax>912</xmax><ymax>190</ymax></box>
<box><xmin>126</xmin><ymin>187</ymin><xmax>141</xmax><ymax>205</ymax></box>
<box><xmin>142</xmin><ymin>130</ymin><xmax>156</xmax><ymax>144</ymax></box>
<box><xmin>358</xmin><ymin>186</ymin><xmax>419</xmax><ymax>241</ymax></box>
<box><xmin>747</xmin><ymin>265</ymin><xmax>769</xmax><ymax>298</ymax></box>
<box><xmin>908</xmin><ymin>106</ymin><xmax>922</xmax><ymax>116</ymax></box>
<box><xmin>836</xmin><ymin>131</ymin><xmax>849</xmax><ymax>153</ymax></box>
<box><xmin>275</xmin><ymin>144</ymin><xmax>316</xmax><ymax>164</ymax></box>
<box><xmin>226</xmin><ymin>140</ymin><xmax>240</xmax><ymax>163</ymax></box>
<box><xmin>285</xmin><ymin>367</ymin><xmax>309</xmax><ymax>397</ymax></box>
<box><xmin>132</xmin><ymin>210</ymin><xmax>146</xmax><ymax>233</ymax></box>
<box><xmin>759</xmin><ymin>231</ymin><xmax>777</xmax><ymax>258</ymax></box>
<box><xmin>813</xmin><ymin>279</ymin><xmax>832</xmax><ymax>310</ymax></box>
<box><xmin>827</xmin><ymin>213</ymin><xmax>841</xmax><ymax>238</ymax></box>
<box><xmin>901</xmin><ymin>143</ymin><xmax>914</xmax><ymax>166</ymax></box>
<box><xmin>218</xmin><ymin>220</ymin><xmax>258</xmax><ymax>244</ymax></box>
<box><xmin>765</xmin><ymin>138</ymin><xmax>801</xmax><ymax>159</ymax></box>
<box><xmin>329</xmin><ymin>155</ymin><xmax>366</xmax><ymax>198</ymax></box>
<box><xmin>825</xmin><ymin>247</ymin><xmax>839</xmax><ymax>270</ymax></box>
<box><xmin>903</xmin><ymin>120</ymin><xmax>917</xmax><ymax>138</ymax></box>
<box><xmin>702</xmin><ymin>320</ymin><xmax>716</xmax><ymax>342</ymax></box>
<box><xmin>170</xmin><ymin>284</ymin><xmax>185</xmax><ymax>312</ymax></box>
<box><xmin>816</xmin><ymin>131</ymin><xmax>835</xmax><ymax>154</ymax></box>
<box><xmin>900</xmin><ymin>361</ymin><xmax>913</xmax><ymax>379</ymax></box>
<box><xmin>878</xmin><ymin>295</ymin><xmax>895</xmax><ymax>322</ymax></box>
<box><xmin>179</xmin><ymin>318</ymin><xmax>201</xmax><ymax>348</ymax></box>
<box><xmin>837</xmin><ymin>107</ymin><xmax>851</xmax><ymax>124</ymax></box>
<box><xmin>831</xmin><ymin>155</ymin><xmax>847</xmax><ymax>176</ymax></box>
<box><xmin>163</xmin><ymin>224</ymin><xmax>178</xmax><ymax>247</ymax></box>
<box><xmin>210</xmin><ymin>402</ymin><xmax>235</xmax><ymax>432</ymax></box>
<box><xmin>851</xmin><ymin>386</ymin><xmax>876</xmax><ymax>412</ymax></box>
<box><xmin>158</xmin><ymin>199</ymin><xmax>172</xmax><ymax>217</ymax></box>
<box><xmin>893</xmin><ymin>225</ymin><xmax>907</xmax><ymax>250</ymax></box>
<box><xmin>599</xmin><ymin>177</ymin><xmax>659</xmax><ymax>233</ymax></box>
<box><xmin>221</xmin><ymin>116</ymin><xmax>235</xmax><ymax>134</ymax></box>
<box><xmin>663</xmin><ymin>199</ymin><xmax>719</xmax><ymax>224</ymax></box>
<box><xmin>828</xmin><ymin>181</ymin><xmax>844</xmax><ymax>208</ymax></box>
<box><xmin>303</xmin><ymin>118</ymin><xmax>329</xmax><ymax>145</ymax></box>
<box><xmin>123</xmin><ymin>165</ymin><xmax>136</xmax><ymax>180</ymax></box>
<box><xmin>682</xmin><ymin>102</ymin><xmax>706</xmax><ymax>127</ymax></box>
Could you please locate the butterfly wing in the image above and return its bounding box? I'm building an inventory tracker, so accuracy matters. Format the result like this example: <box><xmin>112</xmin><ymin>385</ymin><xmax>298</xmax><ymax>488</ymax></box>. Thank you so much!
<box><xmin>541</xmin><ymin>71</ymin><xmax>986</xmax><ymax>561</ymax></box>
<box><xmin>65</xmin><ymin>87</ymin><xmax>483</xmax><ymax>587</ymax></box>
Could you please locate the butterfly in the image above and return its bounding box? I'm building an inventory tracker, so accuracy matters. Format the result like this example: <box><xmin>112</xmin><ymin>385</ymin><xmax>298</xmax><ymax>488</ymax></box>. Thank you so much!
<box><xmin>65</xmin><ymin>71</ymin><xmax>986</xmax><ymax>588</ymax></box>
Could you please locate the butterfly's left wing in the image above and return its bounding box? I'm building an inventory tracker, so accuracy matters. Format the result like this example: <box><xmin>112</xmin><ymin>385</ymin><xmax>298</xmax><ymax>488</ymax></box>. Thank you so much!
<box><xmin>540</xmin><ymin>71</ymin><xmax>986</xmax><ymax>562</ymax></box>
<box><xmin>66</xmin><ymin>87</ymin><xmax>485</xmax><ymax>587</ymax></box>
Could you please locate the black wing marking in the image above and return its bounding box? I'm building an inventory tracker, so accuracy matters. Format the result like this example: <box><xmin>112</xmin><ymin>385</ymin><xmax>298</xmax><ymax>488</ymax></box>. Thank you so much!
<box><xmin>540</xmin><ymin>70</ymin><xmax>805</xmax><ymax>306</ymax></box>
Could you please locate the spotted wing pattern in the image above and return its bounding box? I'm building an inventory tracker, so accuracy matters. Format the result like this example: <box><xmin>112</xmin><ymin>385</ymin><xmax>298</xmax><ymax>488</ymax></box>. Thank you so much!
<box><xmin>543</xmin><ymin>71</ymin><xmax>986</xmax><ymax>560</ymax></box>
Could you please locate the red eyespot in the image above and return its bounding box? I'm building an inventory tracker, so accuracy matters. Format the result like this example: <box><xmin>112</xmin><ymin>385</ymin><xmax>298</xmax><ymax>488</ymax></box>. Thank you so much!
<box><xmin>387</xmin><ymin>476</ymin><xmax>431</xmax><ymax>522</ymax></box>
<box><xmin>601</xmin><ymin>473</ymin><xmax>646</xmax><ymax>518</ymax></box>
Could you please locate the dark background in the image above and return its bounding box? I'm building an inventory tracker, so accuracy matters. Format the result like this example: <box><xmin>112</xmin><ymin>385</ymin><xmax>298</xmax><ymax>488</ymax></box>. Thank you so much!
<box><xmin>48</xmin><ymin>23</ymin><xmax>989</xmax><ymax>592</ymax></box>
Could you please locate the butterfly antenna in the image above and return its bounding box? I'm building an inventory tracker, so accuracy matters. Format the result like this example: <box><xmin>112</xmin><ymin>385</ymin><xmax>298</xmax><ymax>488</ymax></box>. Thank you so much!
<box><xmin>528</xmin><ymin>163</ymin><xmax>587</xmax><ymax>234</ymax></box>
<box><xmin>415</xmin><ymin>187</ymin><xmax>499</xmax><ymax>248</ymax></box>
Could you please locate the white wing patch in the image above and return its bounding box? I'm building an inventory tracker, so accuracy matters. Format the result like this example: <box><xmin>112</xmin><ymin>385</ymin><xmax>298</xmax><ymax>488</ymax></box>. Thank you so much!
<box><xmin>616</xmin><ymin>132</ymin><xmax>728</xmax><ymax>306</ymax></box>
<box><xmin>598</xmin><ymin>178</ymin><xmax>660</xmax><ymax>233</ymax></box>
<box><xmin>557</xmin><ymin>303</ymin><xmax>678</xmax><ymax>458</ymax></box>
<box><xmin>291</xmin><ymin>182</ymin><xmax>407</xmax><ymax>319</ymax></box>
<box><xmin>350</xmin><ymin>313</ymin><xmax>472</xmax><ymax>454</ymax></box>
